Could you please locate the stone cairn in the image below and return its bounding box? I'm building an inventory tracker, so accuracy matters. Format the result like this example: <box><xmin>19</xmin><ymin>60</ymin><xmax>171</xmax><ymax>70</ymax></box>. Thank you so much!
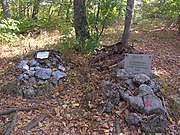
<box><xmin>16</xmin><ymin>50</ymin><xmax>67</xmax><ymax>98</ymax></box>
<box><xmin>101</xmin><ymin>69</ymin><xmax>170</xmax><ymax>133</ymax></box>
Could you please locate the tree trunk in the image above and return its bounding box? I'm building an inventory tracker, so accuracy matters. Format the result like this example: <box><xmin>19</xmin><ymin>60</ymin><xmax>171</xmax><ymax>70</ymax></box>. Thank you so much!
<box><xmin>66</xmin><ymin>0</ymin><xmax>72</xmax><ymax>20</ymax></box>
<box><xmin>1</xmin><ymin>0</ymin><xmax>11</xmax><ymax>18</ymax></box>
<box><xmin>74</xmin><ymin>0</ymin><xmax>89</xmax><ymax>45</ymax></box>
<box><xmin>32</xmin><ymin>0</ymin><xmax>40</xmax><ymax>20</ymax></box>
<box><xmin>121</xmin><ymin>0</ymin><xmax>135</xmax><ymax>46</ymax></box>
<box><xmin>177</xmin><ymin>16</ymin><xmax>180</xmax><ymax>35</ymax></box>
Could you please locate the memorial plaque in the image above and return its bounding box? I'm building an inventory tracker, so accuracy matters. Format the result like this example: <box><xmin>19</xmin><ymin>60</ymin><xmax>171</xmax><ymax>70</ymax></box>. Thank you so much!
<box><xmin>36</xmin><ymin>51</ymin><xmax>49</xmax><ymax>59</ymax></box>
<box><xmin>124</xmin><ymin>53</ymin><xmax>152</xmax><ymax>75</ymax></box>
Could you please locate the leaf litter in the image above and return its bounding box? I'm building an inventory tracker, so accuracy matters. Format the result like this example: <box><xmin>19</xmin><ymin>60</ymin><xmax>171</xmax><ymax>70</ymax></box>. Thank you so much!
<box><xmin>0</xmin><ymin>20</ymin><xmax>180</xmax><ymax>134</ymax></box>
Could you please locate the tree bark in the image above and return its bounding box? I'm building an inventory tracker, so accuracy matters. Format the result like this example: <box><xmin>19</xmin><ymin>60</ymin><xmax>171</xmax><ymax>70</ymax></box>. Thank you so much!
<box><xmin>1</xmin><ymin>0</ymin><xmax>11</xmax><ymax>18</ymax></box>
<box><xmin>177</xmin><ymin>16</ymin><xmax>180</xmax><ymax>35</ymax></box>
<box><xmin>121</xmin><ymin>0</ymin><xmax>135</xmax><ymax>46</ymax></box>
<box><xmin>74</xmin><ymin>0</ymin><xmax>89</xmax><ymax>45</ymax></box>
<box><xmin>32</xmin><ymin>0</ymin><xmax>40</xmax><ymax>20</ymax></box>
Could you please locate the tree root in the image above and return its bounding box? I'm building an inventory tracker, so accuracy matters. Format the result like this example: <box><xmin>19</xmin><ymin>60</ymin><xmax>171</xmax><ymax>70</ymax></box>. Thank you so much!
<box><xmin>0</xmin><ymin>106</ymin><xmax>47</xmax><ymax>116</ymax></box>
<box><xmin>23</xmin><ymin>115</ymin><xmax>47</xmax><ymax>131</ymax></box>
<box><xmin>4</xmin><ymin>112</ymin><xmax>17</xmax><ymax>135</ymax></box>
<box><xmin>89</xmin><ymin>42</ymin><xmax>135</xmax><ymax>70</ymax></box>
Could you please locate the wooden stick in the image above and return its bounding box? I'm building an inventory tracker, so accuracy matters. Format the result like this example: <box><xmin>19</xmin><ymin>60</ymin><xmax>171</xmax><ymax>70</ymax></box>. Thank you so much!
<box><xmin>4</xmin><ymin>112</ymin><xmax>17</xmax><ymax>135</ymax></box>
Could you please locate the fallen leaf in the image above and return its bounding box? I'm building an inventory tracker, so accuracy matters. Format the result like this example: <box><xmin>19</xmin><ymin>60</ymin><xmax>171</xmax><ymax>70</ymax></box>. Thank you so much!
<box><xmin>54</xmin><ymin>108</ymin><xmax>60</xmax><ymax>116</ymax></box>
<box><xmin>72</xmin><ymin>103</ymin><xmax>80</xmax><ymax>107</ymax></box>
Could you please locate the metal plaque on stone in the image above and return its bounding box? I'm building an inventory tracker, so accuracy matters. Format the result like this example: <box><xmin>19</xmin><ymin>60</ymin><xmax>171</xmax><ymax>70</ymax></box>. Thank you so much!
<box><xmin>124</xmin><ymin>53</ymin><xmax>152</xmax><ymax>75</ymax></box>
<box><xmin>36</xmin><ymin>51</ymin><xmax>49</xmax><ymax>59</ymax></box>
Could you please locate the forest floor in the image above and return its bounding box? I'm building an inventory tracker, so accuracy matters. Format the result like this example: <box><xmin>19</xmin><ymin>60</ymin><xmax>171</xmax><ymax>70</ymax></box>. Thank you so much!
<box><xmin>0</xmin><ymin>19</ymin><xmax>179</xmax><ymax>134</ymax></box>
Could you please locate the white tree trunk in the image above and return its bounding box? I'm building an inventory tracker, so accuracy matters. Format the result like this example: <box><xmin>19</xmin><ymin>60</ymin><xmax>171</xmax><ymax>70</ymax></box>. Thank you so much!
<box><xmin>121</xmin><ymin>0</ymin><xmax>135</xmax><ymax>46</ymax></box>
<box><xmin>1</xmin><ymin>0</ymin><xmax>11</xmax><ymax>18</ymax></box>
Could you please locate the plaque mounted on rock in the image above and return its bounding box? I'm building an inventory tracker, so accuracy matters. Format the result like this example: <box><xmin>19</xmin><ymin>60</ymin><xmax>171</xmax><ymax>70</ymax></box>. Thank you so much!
<box><xmin>124</xmin><ymin>53</ymin><xmax>152</xmax><ymax>75</ymax></box>
<box><xmin>36</xmin><ymin>51</ymin><xmax>49</xmax><ymax>59</ymax></box>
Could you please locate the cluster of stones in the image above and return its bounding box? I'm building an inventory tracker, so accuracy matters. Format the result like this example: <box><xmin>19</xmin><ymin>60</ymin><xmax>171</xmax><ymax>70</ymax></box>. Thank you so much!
<box><xmin>101</xmin><ymin>69</ymin><xmax>169</xmax><ymax>133</ymax></box>
<box><xmin>16</xmin><ymin>50</ymin><xmax>67</xmax><ymax>98</ymax></box>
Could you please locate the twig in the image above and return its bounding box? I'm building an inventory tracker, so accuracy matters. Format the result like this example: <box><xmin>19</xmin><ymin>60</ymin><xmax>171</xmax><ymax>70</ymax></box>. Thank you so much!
<box><xmin>4</xmin><ymin>112</ymin><xmax>17</xmax><ymax>135</ymax></box>
<box><xmin>23</xmin><ymin>115</ymin><xmax>47</xmax><ymax>131</ymax></box>
<box><xmin>0</xmin><ymin>106</ymin><xmax>47</xmax><ymax>116</ymax></box>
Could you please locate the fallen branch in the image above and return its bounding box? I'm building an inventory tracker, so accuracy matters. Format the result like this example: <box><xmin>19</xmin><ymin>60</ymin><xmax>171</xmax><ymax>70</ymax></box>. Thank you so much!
<box><xmin>0</xmin><ymin>106</ymin><xmax>47</xmax><ymax>116</ymax></box>
<box><xmin>4</xmin><ymin>112</ymin><xmax>17</xmax><ymax>135</ymax></box>
<box><xmin>23</xmin><ymin>115</ymin><xmax>47</xmax><ymax>131</ymax></box>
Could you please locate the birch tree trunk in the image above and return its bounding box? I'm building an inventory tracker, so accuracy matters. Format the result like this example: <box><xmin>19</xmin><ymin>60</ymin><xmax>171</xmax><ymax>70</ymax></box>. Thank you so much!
<box><xmin>74</xmin><ymin>0</ymin><xmax>89</xmax><ymax>45</ymax></box>
<box><xmin>32</xmin><ymin>0</ymin><xmax>40</xmax><ymax>20</ymax></box>
<box><xmin>1</xmin><ymin>0</ymin><xmax>11</xmax><ymax>18</ymax></box>
<box><xmin>121</xmin><ymin>0</ymin><xmax>135</xmax><ymax>46</ymax></box>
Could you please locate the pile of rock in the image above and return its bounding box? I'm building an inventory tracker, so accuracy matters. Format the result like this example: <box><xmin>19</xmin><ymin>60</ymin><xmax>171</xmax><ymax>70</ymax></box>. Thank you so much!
<box><xmin>101</xmin><ymin>69</ymin><xmax>169</xmax><ymax>133</ymax></box>
<box><xmin>16</xmin><ymin>50</ymin><xmax>67</xmax><ymax>98</ymax></box>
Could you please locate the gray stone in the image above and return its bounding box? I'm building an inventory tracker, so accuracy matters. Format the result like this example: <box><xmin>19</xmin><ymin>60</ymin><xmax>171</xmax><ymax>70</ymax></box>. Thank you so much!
<box><xmin>29</xmin><ymin>59</ymin><xmax>38</xmax><ymax>66</ymax></box>
<box><xmin>141</xmin><ymin>115</ymin><xmax>169</xmax><ymax>133</ymax></box>
<box><xmin>119</xmin><ymin>90</ymin><xmax>130</xmax><ymax>101</ymax></box>
<box><xmin>103</xmin><ymin>102</ymin><xmax>115</xmax><ymax>113</ymax></box>
<box><xmin>58</xmin><ymin>64</ymin><xmax>66</xmax><ymax>71</ymax></box>
<box><xmin>108</xmin><ymin>90</ymin><xmax>121</xmax><ymax>106</ymax></box>
<box><xmin>116</xmin><ymin>69</ymin><xmax>133</xmax><ymax>80</ymax></box>
<box><xmin>37</xmin><ymin>82</ymin><xmax>52</xmax><ymax>96</ymax></box>
<box><xmin>148</xmin><ymin>79</ymin><xmax>161</xmax><ymax>93</ymax></box>
<box><xmin>23</xmin><ymin>74</ymin><xmax>29</xmax><ymax>80</ymax></box>
<box><xmin>52</xmin><ymin>70</ymin><xmax>67</xmax><ymax>80</ymax></box>
<box><xmin>30</xmin><ymin>67</ymin><xmax>36</xmax><ymax>71</ymax></box>
<box><xmin>58</xmin><ymin>80</ymin><xmax>63</xmax><ymax>85</ymax></box>
<box><xmin>16</xmin><ymin>87</ymin><xmax>23</xmax><ymax>96</ymax></box>
<box><xmin>18</xmin><ymin>74</ymin><xmax>24</xmax><ymax>80</ymax></box>
<box><xmin>25</xmin><ymin>70</ymin><xmax>35</xmax><ymax>77</ymax></box>
<box><xmin>17</xmin><ymin>60</ymin><xmax>29</xmax><ymax>70</ymax></box>
<box><xmin>125</xmin><ymin>113</ymin><xmax>142</xmax><ymax>126</ymax></box>
<box><xmin>35</xmin><ymin>68</ymin><xmax>52</xmax><ymax>80</ymax></box>
<box><xmin>124</xmin><ymin>79</ymin><xmax>135</xmax><ymax>90</ymax></box>
<box><xmin>21</xmin><ymin>80</ymin><xmax>29</xmax><ymax>84</ymax></box>
<box><xmin>138</xmin><ymin>84</ymin><xmax>154</xmax><ymax>96</ymax></box>
<box><xmin>127</xmin><ymin>90</ymin><xmax>166</xmax><ymax>115</ymax></box>
<box><xmin>101</xmin><ymin>81</ymin><xmax>111</xmax><ymax>91</ymax></box>
<box><xmin>22</xmin><ymin>86</ymin><xmax>35</xmax><ymax>98</ymax></box>
<box><xmin>37</xmin><ymin>80</ymin><xmax>46</xmax><ymax>85</ymax></box>
<box><xmin>51</xmin><ymin>78</ymin><xmax>58</xmax><ymax>87</ymax></box>
<box><xmin>133</xmin><ymin>74</ymin><xmax>150</xmax><ymax>85</ymax></box>
<box><xmin>129</xmin><ymin>96</ymin><xmax>144</xmax><ymax>111</ymax></box>
<box><xmin>28</xmin><ymin>77</ymin><xmax>36</xmax><ymax>85</ymax></box>
<box><xmin>37</xmin><ymin>89</ymin><xmax>44</xmax><ymax>96</ymax></box>
<box><xmin>17</xmin><ymin>60</ymin><xmax>28</xmax><ymax>68</ymax></box>
<box><xmin>34</xmin><ymin>67</ymin><xmax>41</xmax><ymax>70</ymax></box>
<box><xmin>143</xmin><ymin>94</ymin><xmax>165</xmax><ymax>115</ymax></box>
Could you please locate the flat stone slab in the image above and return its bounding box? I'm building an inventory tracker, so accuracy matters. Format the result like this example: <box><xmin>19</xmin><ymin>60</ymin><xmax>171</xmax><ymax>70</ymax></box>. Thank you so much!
<box><xmin>124</xmin><ymin>53</ymin><xmax>152</xmax><ymax>75</ymax></box>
